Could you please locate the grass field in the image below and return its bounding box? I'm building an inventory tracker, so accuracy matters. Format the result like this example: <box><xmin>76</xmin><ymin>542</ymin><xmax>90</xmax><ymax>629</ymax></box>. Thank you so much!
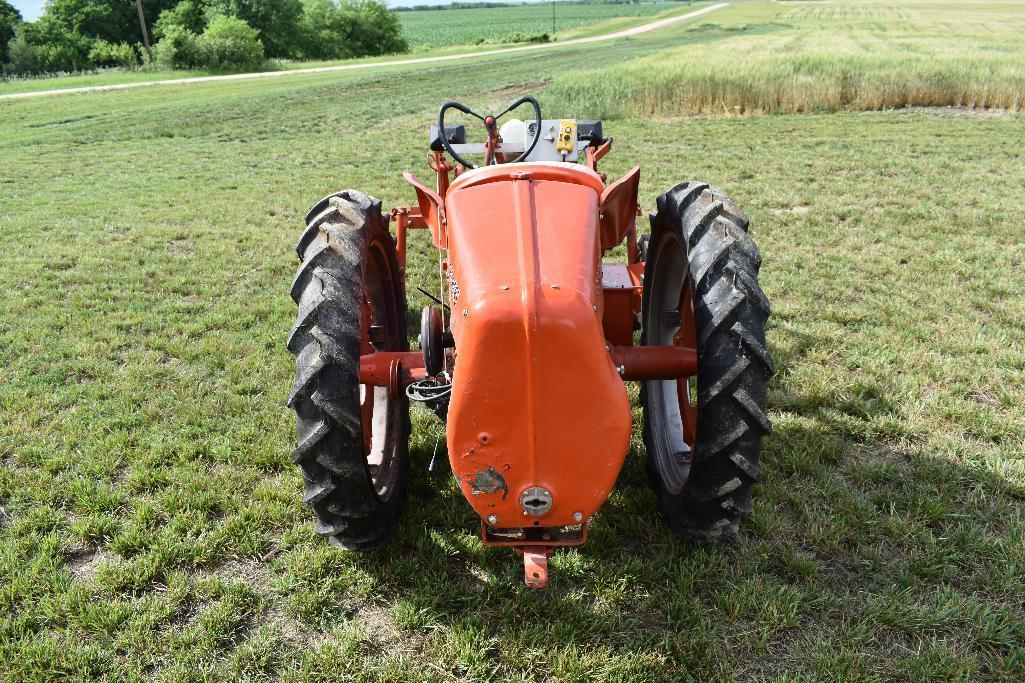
<box><xmin>397</xmin><ymin>0</ymin><xmax>691</xmax><ymax>47</ymax></box>
<box><xmin>2</xmin><ymin>1</ymin><xmax>1024</xmax><ymax>681</ymax></box>
<box><xmin>547</xmin><ymin>0</ymin><xmax>1025</xmax><ymax>115</ymax></box>
<box><xmin>0</xmin><ymin>1</ymin><xmax>693</xmax><ymax>96</ymax></box>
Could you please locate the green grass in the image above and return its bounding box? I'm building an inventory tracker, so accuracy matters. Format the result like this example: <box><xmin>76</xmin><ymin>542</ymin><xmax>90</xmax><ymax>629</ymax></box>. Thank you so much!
<box><xmin>0</xmin><ymin>68</ymin><xmax>233</xmax><ymax>95</ymax></box>
<box><xmin>0</xmin><ymin>1</ymin><xmax>705</xmax><ymax>96</ymax></box>
<box><xmin>547</xmin><ymin>0</ymin><xmax>1025</xmax><ymax>116</ymax></box>
<box><xmin>397</xmin><ymin>0</ymin><xmax>691</xmax><ymax>48</ymax></box>
<box><xmin>0</xmin><ymin>1</ymin><xmax>694</xmax><ymax>96</ymax></box>
<box><xmin>2</xmin><ymin>3</ymin><xmax>1024</xmax><ymax>681</ymax></box>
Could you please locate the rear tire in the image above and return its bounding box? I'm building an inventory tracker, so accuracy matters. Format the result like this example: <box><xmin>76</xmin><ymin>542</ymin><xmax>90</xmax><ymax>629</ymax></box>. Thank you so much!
<box><xmin>641</xmin><ymin>182</ymin><xmax>773</xmax><ymax>542</ymax></box>
<box><xmin>287</xmin><ymin>190</ymin><xmax>410</xmax><ymax>550</ymax></box>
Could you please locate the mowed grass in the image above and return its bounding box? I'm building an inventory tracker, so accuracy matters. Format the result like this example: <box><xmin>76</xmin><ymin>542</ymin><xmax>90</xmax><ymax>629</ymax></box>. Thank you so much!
<box><xmin>397</xmin><ymin>0</ymin><xmax>690</xmax><ymax>48</ymax></box>
<box><xmin>547</xmin><ymin>0</ymin><xmax>1025</xmax><ymax>116</ymax></box>
<box><xmin>0</xmin><ymin>2</ymin><xmax>694</xmax><ymax>96</ymax></box>
<box><xmin>0</xmin><ymin>2</ymin><xmax>704</xmax><ymax>97</ymax></box>
<box><xmin>1</xmin><ymin>6</ymin><xmax>1025</xmax><ymax>682</ymax></box>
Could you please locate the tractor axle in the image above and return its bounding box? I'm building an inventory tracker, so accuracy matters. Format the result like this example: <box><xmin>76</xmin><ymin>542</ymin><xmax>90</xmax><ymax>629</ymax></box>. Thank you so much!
<box><xmin>358</xmin><ymin>345</ymin><xmax>697</xmax><ymax>395</ymax></box>
<box><xmin>608</xmin><ymin>344</ymin><xmax>698</xmax><ymax>380</ymax></box>
<box><xmin>358</xmin><ymin>352</ymin><xmax>426</xmax><ymax>398</ymax></box>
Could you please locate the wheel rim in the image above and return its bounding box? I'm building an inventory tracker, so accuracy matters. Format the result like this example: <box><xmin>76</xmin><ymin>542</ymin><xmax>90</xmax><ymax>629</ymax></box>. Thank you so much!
<box><xmin>675</xmin><ymin>276</ymin><xmax>699</xmax><ymax>449</ymax></box>
<box><xmin>359</xmin><ymin>235</ymin><xmax>405</xmax><ymax>502</ymax></box>
<box><xmin>645</xmin><ymin>231</ymin><xmax>698</xmax><ymax>495</ymax></box>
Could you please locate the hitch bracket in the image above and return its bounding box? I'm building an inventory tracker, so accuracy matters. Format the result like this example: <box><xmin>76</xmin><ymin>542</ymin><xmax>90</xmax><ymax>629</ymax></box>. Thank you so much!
<box><xmin>522</xmin><ymin>546</ymin><xmax>551</xmax><ymax>588</ymax></box>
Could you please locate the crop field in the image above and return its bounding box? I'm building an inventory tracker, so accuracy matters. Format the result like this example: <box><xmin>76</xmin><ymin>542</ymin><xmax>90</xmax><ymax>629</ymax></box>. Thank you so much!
<box><xmin>397</xmin><ymin>1</ymin><xmax>691</xmax><ymax>48</ymax></box>
<box><xmin>547</xmin><ymin>0</ymin><xmax>1025</xmax><ymax>115</ymax></box>
<box><xmin>1</xmin><ymin>1</ymin><xmax>1024</xmax><ymax>681</ymax></box>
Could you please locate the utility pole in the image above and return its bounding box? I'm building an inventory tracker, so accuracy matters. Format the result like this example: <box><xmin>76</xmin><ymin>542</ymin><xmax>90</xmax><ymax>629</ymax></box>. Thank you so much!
<box><xmin>136</xmin><ymin>0</ymin><xmax>153</xmax><ymax>63</ymax></box>
<box><xmin>551</xmin><ymin>0</ymin><xmax>556</xmax><ymax>36</ymax></box>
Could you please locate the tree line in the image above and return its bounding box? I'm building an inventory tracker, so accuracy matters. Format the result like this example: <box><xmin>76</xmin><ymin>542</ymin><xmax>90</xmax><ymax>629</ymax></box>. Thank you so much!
<box><xmin>0</xmin><ymin>0</ymin><xmax>407</xmax><ymax>76</ymax></box>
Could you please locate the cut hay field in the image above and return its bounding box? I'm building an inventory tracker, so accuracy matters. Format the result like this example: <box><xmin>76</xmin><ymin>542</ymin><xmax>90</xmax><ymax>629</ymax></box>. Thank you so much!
<box><xmin>547</xmin><ymin>0</ymin><xmax>1025</xmax><ymax>115</ymax></box>
<box><xmin>1</xmin><ymin>1</ymin><xmax>1024</xmax><ymax>681</ymax></box>
<box><xmin>0</xmin><ymin>2</ymin><xmax>693</xmax><ymax>96</ymax></box>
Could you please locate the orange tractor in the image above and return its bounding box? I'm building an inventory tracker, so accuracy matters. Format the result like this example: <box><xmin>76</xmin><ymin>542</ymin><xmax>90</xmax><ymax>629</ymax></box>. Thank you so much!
<box><xmin>287</xmin><ymin>97</ymin><xmax>772</xmax><ymax>587</ymax></box>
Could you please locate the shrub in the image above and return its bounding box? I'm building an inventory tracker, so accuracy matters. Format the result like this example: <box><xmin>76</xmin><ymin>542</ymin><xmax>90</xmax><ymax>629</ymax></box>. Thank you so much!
<box><xmin>88</xmin><ymin>40</ymin><xmax>139</xmax><ymax>69</ymax></box>
<box><xmin>207</xmin><ymin>0</ymin><xmax>303</xmax><ymax>59</ymax></box>
<box><xmin>153</xmin><ymin>0</ymin><xmax>207</xmax><ymax>40</ymax></box>
<box><xmin>153</xmin><ymin>16</ymin><xmax>264</xmax><ymax>71</ymax></box>
<box><xmin>497</xmin><ymin>31</ymin><xmax>551</xmax><ymax>44</ymax></box>
<box><xmin>196</xmin><ymin>15</ymin><xmax>264</xmax><ymax>70</ymax></box>
<box><xmin>153</xmin><ymin>24</ymin><xmax>201</xmax><ymax>70</ymax></box>
<box><xmin>298</xmin><ymin>0</ymin><xmax>407</xmax><ymax>60</ymax></box>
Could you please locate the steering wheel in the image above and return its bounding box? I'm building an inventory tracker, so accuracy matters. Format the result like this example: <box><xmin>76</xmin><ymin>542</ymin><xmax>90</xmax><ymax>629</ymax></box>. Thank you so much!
<box><xmin>438</xmin><ymin>96</ymin><xmax>543</xmax><ymax>169</ymax></box>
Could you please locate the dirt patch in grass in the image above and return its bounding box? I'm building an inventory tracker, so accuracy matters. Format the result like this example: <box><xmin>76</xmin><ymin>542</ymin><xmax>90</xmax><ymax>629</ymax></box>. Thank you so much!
<box><xmin>852</xmin><ymin>442</ymin><xmax>915</xmax><ymax>473</ymax></box>
<box><xmin>965</xmin><ymin>391</ymin><xmax>1001</xmax><ymax>409</ymax></box>
<box><xmin>207</xmin><ymin>558</ymin><xmax>276</xmax><ymax>590</ymax></box>
<box><xmin>65</xmin><ymin>546</ymin><xmax>105</xmax><ymax>581</ymax></box>
<box><xmin>772</xmin><ymin>205</ymin><xmax>809</xmax><ymax>216</ymax></box>
<box><xmin>354</xmin><ymin>602</ymin><xmax>407</xmax><ymax>650</ymax></box>
<box><xmin>259</xmin><ymin>602</ymin><xmax>304</xmax><ymax>643</ymax></box>
<box><xmin>167</xmin><ymin>238</ymin><xmax>193</xmax><ymax>258</ymax></box>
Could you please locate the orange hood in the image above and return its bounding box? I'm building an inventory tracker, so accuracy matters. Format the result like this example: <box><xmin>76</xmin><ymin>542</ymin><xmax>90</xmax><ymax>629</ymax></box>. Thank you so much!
<box><xmin>443</xmin><ymin>163</ymin><xmax>632</xmax><ymax>529</ymax></box>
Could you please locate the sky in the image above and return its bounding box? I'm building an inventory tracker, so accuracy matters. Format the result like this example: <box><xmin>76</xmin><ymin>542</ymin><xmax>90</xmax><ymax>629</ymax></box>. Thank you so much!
<box><xmin>11</xmin><ymin>0</ymin><xmax>44</xmax><ymax>22</ymax></box>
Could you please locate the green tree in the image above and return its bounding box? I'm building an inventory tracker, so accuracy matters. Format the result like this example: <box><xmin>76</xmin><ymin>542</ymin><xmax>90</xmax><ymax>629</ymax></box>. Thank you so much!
<box><xmin>342</xmin><ymin>0</ymin><xmax>406</xmax><ymax>56</ymax></box>
<box><xmin>6</xmin><ymin>25</ymin><xmax>38</xmax><ymax>74</ymax></box>
<box><xmin>37</xmin><ymin>0</ymin><xmax>111</xmax><ymax>37</ymax></box>
<box><xmin>0</xmin><ymin>0</ymin><xmax>21</xmax><ymax>66</ymax></box>
<box><xmin>24</xmin><ymin>13</ymin><xmax>94</xmax><ymax>72</ymax></box>
<box><xmin>26</xmin><ymin>0</ymin><xmax>120</xmax><ymax>71</ymax></box>
<box><xmin>154</xmin><ymin>0</ymin><xmax>209</xmax><ymax>38</ymax></box>
<box><xmin>20</xmin><ymin>0</ymin><xmax>181</xmax><ymax>72</ymax></box>
<box><xmin>298</xmin><ymin>0</ymin><xmax>347</xmax><ymax>59</ymax></box>
<box><xmin>207</xmin><ymin>0</ymin><xmax>303</xmax><ymax>58</ymax></box>
<box><xmin>35</xmin><ymin>0</ymin><xmax>178</xmax><ymax>47</ymax></box>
